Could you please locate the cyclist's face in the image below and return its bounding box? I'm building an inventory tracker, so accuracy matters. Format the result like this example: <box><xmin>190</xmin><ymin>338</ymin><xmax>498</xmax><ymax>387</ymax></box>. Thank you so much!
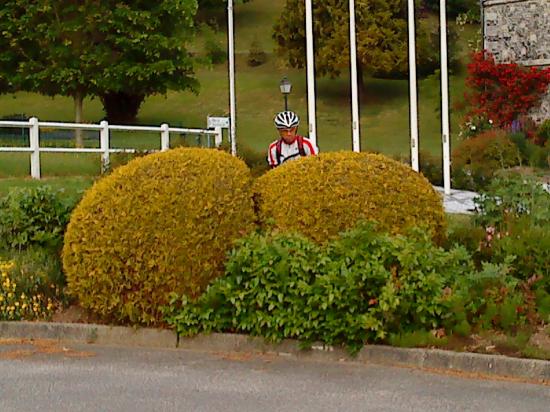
<box><xmin>278</xmin><ymin>126</ymin><xmax>298</xmax><ymax>143</ymax></box>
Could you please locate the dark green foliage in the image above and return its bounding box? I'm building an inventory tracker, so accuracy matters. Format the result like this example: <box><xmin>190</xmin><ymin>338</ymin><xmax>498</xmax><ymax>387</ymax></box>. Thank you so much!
<box><xmin>535</xmin><ymin>289</ymin><xmax>550</xmax><ymax>323</ymax></box>
<box><xmin>164</xmin><ymin>224</ymin><xmax>472</xmax><ymax>354</ymax></box>
<box><xmin>0</xmin><ymin>186</ymin><xmax>71</xmax><ymax>251</ymax></box>
<box><xmin>0</xmin><ymin>0</ymin><xmax>198</xmax><ymax>128</ymax></box>
<box><xmin>443</xmin><ymin>260</ymin><xmax>532</xmax><ymax>334</ymax></box>
<box><xmin>492</xmin><ymin>222</ymin><xmax>550</xmax><ymax>290</ymax></box>
<box><xmin>508</xmin><ymin>132</ymin><xmax>550</xmax><ymax>168</ymax></box>
<box><xmin>473</xmin><ymin>174</ymin><xmax>550</xmax><ymax>291</ymax></box>
<box><xmin>422</xmin><ymin>0</ymin><xmax>480</xmax><ymax>19</ymax></box>
<box><xmin>443</xmin><ymin>214</ymin><xmax>488</xmax><ymax>266</ymax></box>
<box><xmin>419</xmin><ymin>150</ymin><xmax>443</xmax><ymax>186</ymax></box>
<box><xmin>537</xmin><ymin>120</ymin><xmax>550</xmax><ymax>145</ymax></box>
<box><xmin>452</xmin><ymin>130</ymin><xmax>522</xmax><ymax>191</ymax></box>
<box><xmin>99</xmin><ymin>92</ymin><xmax>145</xmax><ymax>124</ymax></box>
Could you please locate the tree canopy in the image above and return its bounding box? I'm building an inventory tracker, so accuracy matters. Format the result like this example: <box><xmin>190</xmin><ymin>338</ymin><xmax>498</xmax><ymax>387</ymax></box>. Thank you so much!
<box><xmin>273</xmin><ymin>0</ymin><xmax>454</xmax><ymax>88</ymax></box>
<box><xmin>0</xmin><ymin>0</ymin><xmax>199</xmax><ymax>136</ymax></box>
<box><xmin>274</xmin><ymin>0</ymin><xmax>407</xmax><ymax>82</ymax></box>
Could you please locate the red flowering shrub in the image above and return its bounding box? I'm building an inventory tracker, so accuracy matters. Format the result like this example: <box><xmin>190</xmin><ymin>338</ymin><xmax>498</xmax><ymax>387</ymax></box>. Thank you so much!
<box><xmin>465</xmin><ymin>51</ymin><xmax>550</xmax><ymax>129</ymax></box>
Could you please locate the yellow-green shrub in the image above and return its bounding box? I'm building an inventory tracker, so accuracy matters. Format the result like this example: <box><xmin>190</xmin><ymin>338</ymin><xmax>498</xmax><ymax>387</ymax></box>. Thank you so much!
<box><xmin>62</xmin><ymin>148</ymin><xmax>255</xmax><ymax>325</ymax></box>
<box><xmin>254</xmin><ymin>152</ymin><xmax>445</xmax><ymax>243</ymax></box>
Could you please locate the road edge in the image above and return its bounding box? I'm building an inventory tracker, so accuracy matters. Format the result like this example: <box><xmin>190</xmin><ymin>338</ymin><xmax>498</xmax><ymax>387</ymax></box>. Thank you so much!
<box><xmin>1</xmin><ymin>321</ymin><xmax>548</xmax><ymax>382</ymax></box>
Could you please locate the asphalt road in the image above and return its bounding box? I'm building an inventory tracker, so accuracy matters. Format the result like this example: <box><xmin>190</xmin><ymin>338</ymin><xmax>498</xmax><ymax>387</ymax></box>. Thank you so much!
<box><xmin>0</xmin><ymin>340</ymin><xmax>549</xmax><ymax>412</ymax></box>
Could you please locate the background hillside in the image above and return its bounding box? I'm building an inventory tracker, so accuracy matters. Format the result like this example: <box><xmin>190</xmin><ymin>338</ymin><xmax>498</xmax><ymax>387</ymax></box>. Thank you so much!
<box><xmin>0</xmin><ymin>0</ymin><xmax>479</xmax><ymax>177</ymax></box>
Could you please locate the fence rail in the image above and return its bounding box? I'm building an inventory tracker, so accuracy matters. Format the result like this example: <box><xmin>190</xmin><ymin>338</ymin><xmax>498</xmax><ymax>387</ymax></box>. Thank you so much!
<box><xmin>0</xmin><ymin>117</ymin><xmax>223</xmax><ymax>179</ymax></box>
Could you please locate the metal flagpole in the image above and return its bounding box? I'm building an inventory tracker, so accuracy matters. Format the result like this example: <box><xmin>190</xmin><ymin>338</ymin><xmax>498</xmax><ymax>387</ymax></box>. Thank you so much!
<box><xmin>407</xmin><ymin>0</ymin><xmax>419</xmax><ymax>171</ymax></box>
<box><xmin>349</xmin><ymin>0</ymin><xmax>360</xmax><ymax>152</ymax></box>
<box><xmin>305</xmin><ymin>0</ymin><xmax>317</xmax><ymax>146</ymax></box>
<box><xmin>440</xmin><ymin>0</ymin><xmax>451</xmax><ymax>194</ymax></box>
<box><xmin>228</xmin><ymin>0</ymin><xmax>237</xmax><ymax>156</ymax></box>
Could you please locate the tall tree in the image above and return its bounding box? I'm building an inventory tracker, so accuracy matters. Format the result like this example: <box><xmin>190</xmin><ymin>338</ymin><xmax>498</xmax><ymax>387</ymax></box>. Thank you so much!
<box><xmin>273</xmin><ymin>0</ymin><xmax>445</xmax><ymax>92</ymax></box>
<box><xmin>0</xmin><ymin>0</ymin><xmax>198</xmax><ymax>143</ymax></box>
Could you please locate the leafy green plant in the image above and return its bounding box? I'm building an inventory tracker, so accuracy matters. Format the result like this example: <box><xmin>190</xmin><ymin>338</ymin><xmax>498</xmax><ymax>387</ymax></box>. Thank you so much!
<box><xmin>473</xmin><ymin>174</ymin><xmax>550</xmax><ymax>230</ymax></box>
<box><xmin>452</xmin><ymin>130</ymin><xmax>522</xmax><ymax>191</ymax></box>
<box><xmin>508</xmin><ymin>132</ymin><xmax>549</xmax><ymax>168</ymax></box>
<box><xmin>164</xmin><ymin>224</ymin><xmax>473</xmax><ymax>354</ymax></box>
<box><xmin>0</xmin><ymin>186</ymin><xmax>71</xmax><ymax>251</ymax></box>
<box><xmin>444</xmin><ymin>260</ymin><xmax>533</xmax><ymax>334</ymax></box>
<box><xmin>492</xmin><ymin>221</ymin><xmax>550</xmax><ymax>290</ymax></box>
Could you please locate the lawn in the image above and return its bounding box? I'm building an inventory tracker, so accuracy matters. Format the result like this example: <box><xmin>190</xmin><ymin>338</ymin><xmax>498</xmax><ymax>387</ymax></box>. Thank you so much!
<box><xmin>0</xmin><ymin>176</ymin><xmax>95</xmax><ymax>204</ymax></box>
<box><xmin>0</xmin><ymin>0</ymin><xmax>478</xmax><ymax>178</ymax></box>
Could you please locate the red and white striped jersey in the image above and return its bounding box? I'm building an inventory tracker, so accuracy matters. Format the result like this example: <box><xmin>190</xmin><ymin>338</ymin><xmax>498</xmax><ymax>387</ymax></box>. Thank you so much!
<box><xmin>267</xmin><ymin>136</ymin><xmax>318</xmax><ymax>168</ymax></box>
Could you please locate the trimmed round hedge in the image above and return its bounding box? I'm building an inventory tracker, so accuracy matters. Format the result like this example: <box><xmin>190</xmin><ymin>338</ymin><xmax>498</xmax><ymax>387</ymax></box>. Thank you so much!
<box><xmin>62</xmin><ymin>148</ymin><xmax>255</xmax><ymax>325</ymax></box>
<box><xmin>254</xmin><ymin>151</ymin><xmax>445</xmax><ymax>243</ymax></box>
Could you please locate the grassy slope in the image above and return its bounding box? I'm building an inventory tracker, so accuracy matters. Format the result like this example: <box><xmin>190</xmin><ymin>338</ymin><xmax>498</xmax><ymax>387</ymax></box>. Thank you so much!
<box><xmin>0</xmin><ymin>176</ymin><xmax>94</xmax><ymax>204</ymax></box>
<box><xmin>0</xmin><ymin>0</ymin><xmax>477</xmax><ymax>177</ymax></box>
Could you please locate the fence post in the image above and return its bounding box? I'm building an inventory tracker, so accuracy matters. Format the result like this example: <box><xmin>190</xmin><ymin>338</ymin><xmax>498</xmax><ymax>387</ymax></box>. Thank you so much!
<box><xmin>29</xmin><ymin>117</ymin><xmax>40</xmax><ymax>179</ymax></box>
<box><xmin>214</xmin><ymin>127</ymin><xmax>223</xmax><ymax>147</ymax></box>
<box><xmin>161</xmin><ymin>123</ymin><xmax>170</xmax><ymax>151</ymax></box>
<box><xmin>100</xmin><ymin>120</ymin><xmax>110</xmax><ymax>174</ymax></box>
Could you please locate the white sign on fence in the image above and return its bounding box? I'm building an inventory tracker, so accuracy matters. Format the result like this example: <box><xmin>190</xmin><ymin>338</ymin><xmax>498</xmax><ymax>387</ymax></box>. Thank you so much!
<box><xmin>207</xmin><ymin>116</ymin><xmax>230</xmax><ymax>129</ymax></box>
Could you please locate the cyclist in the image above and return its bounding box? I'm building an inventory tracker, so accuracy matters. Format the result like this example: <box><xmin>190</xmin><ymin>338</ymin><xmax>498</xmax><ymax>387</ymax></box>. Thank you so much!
<box><xmin>267</xmin><ymin>111</ymin><xmax>318</xmax><ymax>168</ymax></box>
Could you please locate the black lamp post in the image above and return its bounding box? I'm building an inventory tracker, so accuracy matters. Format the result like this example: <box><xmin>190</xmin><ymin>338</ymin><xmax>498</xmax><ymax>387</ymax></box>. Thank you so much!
<box><xmin>279</xmin><ymin>76</ymin><xmax>292</xmax><ymax>111</ymax></box>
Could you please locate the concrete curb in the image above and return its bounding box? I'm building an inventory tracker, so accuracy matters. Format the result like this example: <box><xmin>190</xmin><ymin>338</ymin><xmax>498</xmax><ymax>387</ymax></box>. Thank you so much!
<box><xmin>1</xmin><ymin>321</ymin><xmax>549</xmax><ymax>382</ymax></box>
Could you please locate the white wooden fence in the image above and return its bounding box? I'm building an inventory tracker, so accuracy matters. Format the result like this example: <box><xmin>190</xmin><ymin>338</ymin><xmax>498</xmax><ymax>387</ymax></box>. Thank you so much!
<box><xmin>0</xmin><ymin>117</ymin><xmax>222</xmax><ymax>179</ymax></box>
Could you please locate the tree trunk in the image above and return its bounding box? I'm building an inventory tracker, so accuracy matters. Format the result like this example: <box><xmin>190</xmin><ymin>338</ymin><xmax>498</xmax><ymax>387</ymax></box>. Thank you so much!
<box><xmin>74</xmin><ymin>91</ymin><xmax>84</xmax><ymax>148</ymax></box>
<box><xmin>100</xmin><ymin>92</ymin><xmax>145</xmax><ymax>124</ymax></box>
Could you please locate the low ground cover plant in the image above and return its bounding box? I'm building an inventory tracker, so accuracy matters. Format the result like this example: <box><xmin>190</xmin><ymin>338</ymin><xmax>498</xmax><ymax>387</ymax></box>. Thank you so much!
<box><xmin>0</xmin><ymin>256</ymin><xmax>60</xmax><ymax>320</ymax></box>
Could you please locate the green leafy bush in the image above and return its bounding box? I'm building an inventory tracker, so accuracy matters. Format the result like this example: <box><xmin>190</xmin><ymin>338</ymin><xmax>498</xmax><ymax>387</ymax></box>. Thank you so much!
<box><xmin>443</xmin><ymin>214</ymin><xmax>488</xmax><ymax>267</ymax></box>
<box><xmin>492</xmin><ymin>221</ymin><xmax>550</xmax><ymax>290</ymax></box>
<box><xmin>63</xmin><ymin>148</ymin><xmax>256</xmax><ymax>325</ymax></box>
<box><xmin>508</xmin><ymin>132</ymin><xmax>550</xmax><ymax>168</ymax></box>
<box><xmin>0</xmin><ymin>186</ymin><xmax>71</xmax><ymax>250</ymax></box>
<box><xmin>473</xmin><ymin>174</ymin><xmax>550</xmax><ymax>230</ymax></box>
<box><xmin>444</xmin><ymin>260</ymin><xmax>534</xmax><ymax>335</ymax></box>
<box><xmin>254</xmin><ymin>152</ymin><xmax>446</xmax><ymax>244</ymax></box>
<box><xmin>452</xmin><ymin>130</ymin><xmax>522</xmax><ymax>190</ymax></box>
<box><xmin>165</xmin><ymin>224</ymin><xmax>472</xmax><ymax>353</ymax></box>
<box><xmin>473</xmin><ymin>175</ymin><xmax>550</xmax><ymax>290</ymax></box>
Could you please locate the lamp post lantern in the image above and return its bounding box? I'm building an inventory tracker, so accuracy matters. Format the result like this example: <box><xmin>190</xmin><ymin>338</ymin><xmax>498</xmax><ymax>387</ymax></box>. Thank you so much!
<box><xmin>279</xmin><ymin>77</ymin><xmax>292</xmax><ymax>111</ymax></box>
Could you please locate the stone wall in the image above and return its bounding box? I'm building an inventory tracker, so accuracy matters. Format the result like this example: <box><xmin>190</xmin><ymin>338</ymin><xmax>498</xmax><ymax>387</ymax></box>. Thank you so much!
<box><xmin>482</xmin><ymin>0</ymin><xmax>550</xmax><ymax>123</ymax></box>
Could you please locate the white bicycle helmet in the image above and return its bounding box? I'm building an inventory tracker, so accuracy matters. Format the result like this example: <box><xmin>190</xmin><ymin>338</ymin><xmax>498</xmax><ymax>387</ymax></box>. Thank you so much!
<box><xmin>274</xmin><ymin>111</ymin><xmax>300</xmax><ymax>129</ymax></box>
